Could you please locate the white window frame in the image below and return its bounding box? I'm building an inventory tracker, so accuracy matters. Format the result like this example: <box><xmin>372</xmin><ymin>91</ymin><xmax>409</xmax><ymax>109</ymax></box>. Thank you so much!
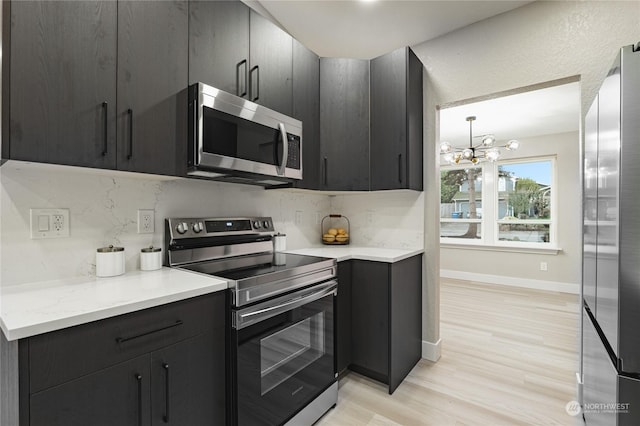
<box><xmin>440</xmin><ymin>156</ymin><xmax>558</xmax><ymax>252</ymax></box>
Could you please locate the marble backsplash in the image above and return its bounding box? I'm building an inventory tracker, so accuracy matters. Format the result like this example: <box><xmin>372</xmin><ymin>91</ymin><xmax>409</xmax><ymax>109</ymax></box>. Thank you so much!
<box><xmin>0</xmin><ymin>162</ymin><xmax>424</xmax><ymax>286</ymax></box>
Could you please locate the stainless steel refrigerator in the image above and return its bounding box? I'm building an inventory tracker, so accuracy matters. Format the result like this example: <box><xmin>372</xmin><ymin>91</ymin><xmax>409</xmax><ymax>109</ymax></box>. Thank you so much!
<box><xmin>582</xmin><ymin>42</ymin><xmax>640</xmax><ymax>425</ymax></box>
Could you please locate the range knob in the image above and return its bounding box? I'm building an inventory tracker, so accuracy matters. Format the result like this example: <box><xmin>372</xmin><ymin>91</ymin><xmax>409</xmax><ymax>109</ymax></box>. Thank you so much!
<box><xmin>253</xmin><ymin>221</ymin><xmax>261</xmax><ymax>229</ymax></box>
<box><xmin>176</xmin><ymin>222</ymin><xmax>189</xmax><ymax>234</ymax></box>
<box><xmin>262</xmin><ymin>220</ymin><xmax>270</xmax><ymax>229</ymax></box>
<box><xmin>192</xmin><ymin>222</ymin><xmax>204</xmax><ymax>233</ymax></box>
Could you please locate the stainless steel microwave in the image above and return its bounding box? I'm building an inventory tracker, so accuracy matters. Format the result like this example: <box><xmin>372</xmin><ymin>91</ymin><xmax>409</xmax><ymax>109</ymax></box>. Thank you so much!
<box><xmin>188</xmin><ymin>82</ymin><xmax>302</xmax><ymax>187</ymax></box>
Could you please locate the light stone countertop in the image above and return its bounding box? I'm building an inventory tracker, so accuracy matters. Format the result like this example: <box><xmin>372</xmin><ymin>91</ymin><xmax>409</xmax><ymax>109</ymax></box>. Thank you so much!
<box><xmin>285</xmin><ymin>246</ymin><xmax>424</xmax><ymax>263</ymax></box>
<box><xmin>0</xmin><ymin>267</ymin><xmax>227</xmax><ymax>341</ymax></box>
<box><xmin>0</xmin><ymin>246</ymin><xmax>423</xmax><ymax>341</ymax></box>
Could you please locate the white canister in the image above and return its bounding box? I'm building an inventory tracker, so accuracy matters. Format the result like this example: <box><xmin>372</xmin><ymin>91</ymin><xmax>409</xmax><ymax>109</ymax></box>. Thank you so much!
<box><xmin>140</xmin><ymin>246</ymin><xmax>162</xmax><ymax>271</ymax></box>
<box><xmin>273</xmin><ymin>233</ymin><xmax>286</xmax><ymax>252</ymax></box>
<box><xmin>96</xmin><ymin>245</ymin><xmax>125</xmax><ymax>277</ymax></box>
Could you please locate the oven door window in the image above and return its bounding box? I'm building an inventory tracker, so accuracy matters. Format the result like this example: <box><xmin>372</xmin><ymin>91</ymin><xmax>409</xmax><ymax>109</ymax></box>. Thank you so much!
<box><xmin>260</xmin><ymin>312</ymin><xmax>325</xmax><ymax>395</ymax></box>
<box><xmin>234</xmin><ymin>292</ymin><xmax>334</xmax><ymax>425</ymax></box>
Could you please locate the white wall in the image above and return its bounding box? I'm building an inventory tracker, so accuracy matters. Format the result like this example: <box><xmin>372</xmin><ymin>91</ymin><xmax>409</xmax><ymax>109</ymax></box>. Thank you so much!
<box><xmin>330</xmin><ymin>191</ymin><xmax>424</xmax><ymax>249</ymax></box>
<box><xmin>0</xmin><ymin>162</ymin><xmax>425</xmax><ymax>287</ymax></box>
<box><xmin>412</xmin><ymin>0</ymin><xmax>640</xmax><ymax>346</ymax></box>
<box><xmin>440</xmin><ymin>131</ymin><xmax>581</xmax><ymax>292</ymax></box>
<box><xmin>0</xmin><ymin>162</ymin><xmax>331</xmax><ymax>286</ymax></box>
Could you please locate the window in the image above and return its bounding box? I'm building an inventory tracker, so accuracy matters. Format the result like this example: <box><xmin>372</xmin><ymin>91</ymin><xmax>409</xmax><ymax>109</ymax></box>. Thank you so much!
<box><xmin>440</xmin><ymin>157</ymin><xmax>555</xmax><ymax>248</ymax></box>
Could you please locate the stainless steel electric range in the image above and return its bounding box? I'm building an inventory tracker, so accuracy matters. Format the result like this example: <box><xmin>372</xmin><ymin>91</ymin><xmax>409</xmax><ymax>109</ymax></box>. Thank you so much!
<box><xmin>165</xmin><ymin>217</ymin><xmax>338</xmax><ymax>426</ymax></box>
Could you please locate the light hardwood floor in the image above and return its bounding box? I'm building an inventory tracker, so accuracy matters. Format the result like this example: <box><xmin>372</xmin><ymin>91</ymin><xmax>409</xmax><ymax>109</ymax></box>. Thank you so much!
<box><xmin>317</xmin><ymin>278</ymin><xmax>581</xmax><ymax>425</ymax></box>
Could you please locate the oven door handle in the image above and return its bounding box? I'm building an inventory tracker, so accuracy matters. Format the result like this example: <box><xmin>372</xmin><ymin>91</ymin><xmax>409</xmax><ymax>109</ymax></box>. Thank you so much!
<box><xmin>234</xmin><ymin>281</ymin><xmax>337</xmax><ymax>330</ymax></box>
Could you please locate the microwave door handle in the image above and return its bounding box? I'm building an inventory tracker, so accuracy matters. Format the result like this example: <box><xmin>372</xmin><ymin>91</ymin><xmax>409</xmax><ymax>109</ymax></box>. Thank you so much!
<box><xmin>276</xmin><ymin>122</ymin><xmax>288</xmax><ymax>176</ymax></box>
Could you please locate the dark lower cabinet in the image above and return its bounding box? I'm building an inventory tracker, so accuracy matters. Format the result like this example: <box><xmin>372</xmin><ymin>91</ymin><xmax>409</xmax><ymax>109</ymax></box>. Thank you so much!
<box><xmin>30</xmin><ymin>355</ymin><xmax>151</xmax><ymax>426</ymax></box>
<box><xmin>350</xmin><ymin>255</ymin><xmax>422</xmax><ymax>394</ymax></box>
<box><xmin>336</xmin><ymin>261</ymin><xmax>352</xmax><ymax>375</ymax></box>
<box><xmin>150</xmin><ymin>333</ymin><xmax>222</xmax><ymax>426</ymax></box>
<box><xmin>7</xmin><ymin>292</ymin><xmax>226</xmax><ymax>426</ymax></box>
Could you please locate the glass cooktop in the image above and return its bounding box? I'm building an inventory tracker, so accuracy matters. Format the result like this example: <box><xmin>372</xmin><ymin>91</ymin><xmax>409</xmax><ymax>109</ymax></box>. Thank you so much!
<box><xmin>180</xmin><ymin>253</ymin><xmax>333</xmax><ymax>281</ymax></box>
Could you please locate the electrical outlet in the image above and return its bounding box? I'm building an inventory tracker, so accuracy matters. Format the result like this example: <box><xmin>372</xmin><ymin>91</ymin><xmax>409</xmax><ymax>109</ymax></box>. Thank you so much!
<box><xmin>366</xmin><ymin>210</ymin><xmax>375</xmax><ymax>225</ymax></box>
<box><xmin>30</xmin><ymin>208</ymin><xmax>70</xmax><ymax>239</ymax></box>
<box><xmin>138</xmin><ymin>209</ymin><xmax>155</xmax><ymax>234</ymax></box>
<box><xmin>540</xmin><ymin>261</ymin><xmax>548</xmax><ymax>271</ymax></box>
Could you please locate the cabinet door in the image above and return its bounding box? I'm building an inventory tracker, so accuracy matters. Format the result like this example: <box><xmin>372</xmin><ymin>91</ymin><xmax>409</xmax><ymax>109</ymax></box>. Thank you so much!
<box><xmin>189</xmin><ymin>0</ymin><xmax>249</xmax><ymax>97</ymax></box>
<box><xmin>370</xmin><ymin>47</ymin><xmax>423</xmax><ymax>191</ymax></box>
<box><xmin>370</xmin><ymin>47</ymin><xmax>407</xmax><ymax>190</ymax></box>
<box><xmin>30</xmin><ymin>355</ymin><xmax>151</xmax><ymax>426</ymax></box>
<box><xmin>350</xmin><ymin>260</ymin><xmax>389</xmax><ymax>383</ymax></box>
<box><xmin>117</xmin><ymin>0</ymin><xmax>187</xmax><ymax>175</ymax></box>
<box><xmin>292</xmin><ymin>40</ymin><xmax>321</xmax><ymax>190</ymax></box>
<box><xmin>336</xmin><ymin>261</ymin><xmax>352</xmax><ymax>374</ymax></box>
<box><xmin>8</xmin><ymin>1</ymin><xmax>117</xmax><ymax>168</ymax></box>
<box><xmin>151</xmin><ymin>332</ymin><xmax>225</xmax><ymax>426</ymax></box>
<box><xmin>249</xmin><ymin>10</ymin><xmax>293</xmax><ymax>115</ymax></box>
<box><xmin>389</xmin><ymin>255</ymin><xmax>422</xmax><ymax>394</ymax></box>
<box><xmin>320</xmin><ymin>58</ymin><xmax>370</xmax><ymax>191</ymax></box>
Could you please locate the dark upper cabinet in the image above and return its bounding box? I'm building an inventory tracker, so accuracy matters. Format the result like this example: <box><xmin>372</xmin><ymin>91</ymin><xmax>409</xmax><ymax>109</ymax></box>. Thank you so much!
<box><xmin>117</xmin><ymin>0</ymin><xmax>188</xmax><ymax>175</ymax></box>
<box><xmin>249</xmin><ymin>10</ymin><xmax>293</xmax><ymax>116</ymax></box>
<box><xmin>319</xmin><ymin>58</ymin><xmax>370</xmax><ymax>191</ymax></box>
<box><xmin>5</xmin><ymin>1</ymin><xmax>118</xmax><ymax>168</ymax></box>
<box><xmin>370</xmin><ymin>47</ymin><xmax>423</xmax><ymax>191</ymax></box>
<box><xmin>293</xmin><ymin>40</ymin><xmax>321</xmax><ymax>190</ymax></box>
<box><xmin>189</xmin><ymin>0</ymin><xmax>292</xmax><ymax>115</ymax></box>
<box><xmin>188</xmin><ymin>0</ymin><xmax>249</xmax><ymax>96</ymax></box>
<box><xmin>4</xmin><ymin>1</ymin><xmax>187</xmax><ymax>175</ymax></box>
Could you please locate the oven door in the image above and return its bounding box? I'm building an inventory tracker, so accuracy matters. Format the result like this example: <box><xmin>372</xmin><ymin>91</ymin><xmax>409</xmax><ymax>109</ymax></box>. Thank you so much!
<box><xmin>231</xmin><ymin>280</ymin><xmax>336</xmax><ymax>426</ymax></box>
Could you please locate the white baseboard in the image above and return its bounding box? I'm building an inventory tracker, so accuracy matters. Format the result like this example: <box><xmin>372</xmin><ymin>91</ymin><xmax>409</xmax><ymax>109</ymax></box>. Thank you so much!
<box><xmin>422</xmin><ymin>339</ymin><xmax>441</xmax><ymax>362</ymax></box>
<box><xmin>440</xmin><ymin>269</ymin><xmax>580</xmax><ymax>294</ymax></box>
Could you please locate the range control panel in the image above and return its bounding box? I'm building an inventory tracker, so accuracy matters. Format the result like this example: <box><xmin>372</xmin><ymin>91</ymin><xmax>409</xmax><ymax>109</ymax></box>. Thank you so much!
<box><xmin>166</xmin><ymin>217</ymin><xmax>275</xmax><ymax>239</ymax></box>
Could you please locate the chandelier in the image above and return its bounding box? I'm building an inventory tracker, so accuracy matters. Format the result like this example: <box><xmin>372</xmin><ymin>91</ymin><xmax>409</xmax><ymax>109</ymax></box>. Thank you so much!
<box><xmin>440</xmin><ymin>116</ymin><xmax>519</xmax><ymax>164</ymax></box>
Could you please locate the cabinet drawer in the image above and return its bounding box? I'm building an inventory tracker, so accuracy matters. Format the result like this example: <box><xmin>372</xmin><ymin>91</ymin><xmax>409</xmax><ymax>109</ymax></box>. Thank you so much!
<box><xmin>28</xmin><ymin>292</ymin><xmax>225</xmax><ymax>393</ymax></box>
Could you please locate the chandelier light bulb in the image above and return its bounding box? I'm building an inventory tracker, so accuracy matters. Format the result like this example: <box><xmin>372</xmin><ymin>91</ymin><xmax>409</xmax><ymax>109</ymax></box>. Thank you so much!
<box><xmin>443</xmin><ymin>152</ymin><xmax>454</xmax><ymax>164</ymax></box>
<box><xmin>485</xmin><ymin>148</ymin><xmax>500</xmax><ymax>162</ymax></box>
<box><xmin>454</xmin><ymin>153</ymin><xmax>462</xmax><ymax>164</ymax></box>
<box><xmin>481</xmin><ymin>135</ymin><xmax>495</xmax><ymax>146</ymax></box>
<box><xmin>506</xmin><ymin>139</ymin><xmax>520</xmax><ymax>151</ymax></box>
<box><xmin>440</xmin><ymin>141</ymin><xmax>453</xmax><ymax>153</ymax></box>
<box><xmin>471</xmin><ymin>157</ymin><xmax>479</xmax><ymax>164</ymax></box>
<box><xmin>462</xmin><ymin>148</ymin><xmax>474</xmax><ymax>160</ymax></box>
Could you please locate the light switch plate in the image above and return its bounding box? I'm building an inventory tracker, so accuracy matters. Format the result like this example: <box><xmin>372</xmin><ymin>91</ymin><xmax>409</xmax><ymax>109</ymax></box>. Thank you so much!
<box><xmin>30</xmin><ymin>208</ymin><xmax>70</xmax><ymax>239</ymax></box>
